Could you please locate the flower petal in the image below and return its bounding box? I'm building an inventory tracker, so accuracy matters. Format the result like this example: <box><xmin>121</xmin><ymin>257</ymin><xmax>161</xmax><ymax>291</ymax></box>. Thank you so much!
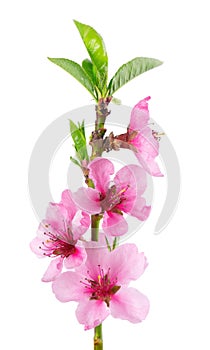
<box><xmin>114</xmin><ymin>165</ymin><xmax>147</xmax><ymax>214</ymax></box>
<box><xmin>110</xmin><ymin>286</ymin><xmax>149</xmax><ymax>323</ymax></box>
<box><xmin>102</xmin><ymin>211</ymin><xmax>128</xmax><ymax>236</ymax></box>
<box><xmin>128</xmin><ymin>164</ymin><xmax>147</xmax><ymax>193</ymax></box>
<box><xmin>132</xmin><ymin>130</ymin><xmax>163</xmax><ymax>177</ymax></box>
<box><xmin>141</xmin><ymin>127</ymin><xmax>159</xmax><ymax>154</ymax></box>
<box><xmin>30</xmin><ymin>237</ymin><xmax>44</xmax><ymax>257</ymax></box>
<box><xmin>72</xmin><ymin>187</ymin><xmax>101</xmax><ymax>214</ymax></box>
<box><xmin>36</xmin><ymin>220</ymin><xmax>57</xmax><ymax>240</ymax></box>
<box><xmin>76</xmin><ymin>299</ymin><xmax>110</xmax><ymax>330</ymax></box>
<box><xmin>129</xmin><ymin>97</ymin><xmax>151</xmax><ymax>131</ymax></box>
<box><xmin>64</xmin><ymin>246</ymin><xmax>87</xmax><ymax>269</ymax></box>
<box><xmin>52</xmin><ymin>271</ymin><xmax>84</xmax><ymax>302</ymax></box>
<box><xmin>61</xmin><ymin>189</ymin><xmax>77</xmax><ymax>220</ymax></box>
<box><xmin>108</xmin><ymin>243</ymin><xmax>148</xmax><ymax>284</ymax></box>
<box><xmin>135</xmin><ymin>150</ymin><xmax>163</xmax><ymax>177</ymax></box>
<box><xmin>127</xmin><ymin>194</ymin><xmax>151</xmax><ymax>221</ymax></box>
<box><xmin>128</xmin><ymin>96</ymin><xmax>163</xmax><ymax>177</ymax></box>
<box><xmin>42</xmin><ymin>257</ymin><xmax>63</xmax><ymax>282</ymax></box>
<box><xmin>45</xmin><ymin>203</ymin><xmax>67</xmax><ymax>232</ymax></box>
<box><xmin>71</xmin><ymin>211</ymin><xmax>90</xmax><ymax>240</ymax></box>
<box><xmin>77</xmin><ymin>246</ymin><xmax>110</xmax><ymax>281</ymax></box>
<box><xmin>88</xmin><ymin>158</ymin><xmax>114</xmax><ymax>195</ymax></box>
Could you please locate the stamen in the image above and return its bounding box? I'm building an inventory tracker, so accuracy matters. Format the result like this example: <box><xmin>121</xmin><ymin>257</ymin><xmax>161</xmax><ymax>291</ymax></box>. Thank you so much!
<box><xmin>38</xmin><ymin>228</ymin><xmax>76</xmax><ymax>258</ymax></box>
<box><xmin>152</xmin><ymin>130</ymin><xmax>165</xmax><ymax>141</ymax></box>
<box><xmin>101</xmin><ymin>184</ymin><xmax>129</xmax><ymax>211</ymax></box>
<box><xmin>82</xmin><ymin>266</ymin><xmax>120</xmax><ymax>306</ymax></box>
<box><xmin>98</xmin><ymin>275</ymin><xmax>101</xmax><ymax>285</ymax></box>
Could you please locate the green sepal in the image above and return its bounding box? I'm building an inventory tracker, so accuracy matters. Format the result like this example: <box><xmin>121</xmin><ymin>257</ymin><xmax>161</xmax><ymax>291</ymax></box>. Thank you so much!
<box><xmin>86</xmin><ymin>177</ymin><xmax>95</xmax><ymax>189</ymax></box>
<box><xmin>110</xmin><ymin>285</ymin><xmax>121</xmax><ymax>294</ymax></box>
<box><xmin>105</xmin><ymin>236</ymin><xmax>112</xmax><ymax>252</ymax></box>
<box><xmin>112</xmin><ymin>237</ymin><xmax>118</xmax><ymax>250</ymax></box>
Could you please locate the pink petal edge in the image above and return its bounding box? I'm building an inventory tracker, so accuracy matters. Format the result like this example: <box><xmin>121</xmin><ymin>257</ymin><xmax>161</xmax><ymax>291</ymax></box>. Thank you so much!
<box><xmin>41</xmin><ymin>257</ymin><xmax>63</xmax><ymax>282</ymax></box>
<box><xmin>110</xmin><ymin>286</ymin><xmax>150</xmax><ymax>323</ymax></box>
<box><xmin>76</xmin><ymin>299</ymin><xmax>110</xmax><ymax>330</ymax></box>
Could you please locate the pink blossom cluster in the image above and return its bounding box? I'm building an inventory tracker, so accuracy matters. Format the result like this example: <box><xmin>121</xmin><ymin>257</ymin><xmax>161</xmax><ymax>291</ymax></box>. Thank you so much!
<box><xmin>30</xmin><ymin>97</ymin><xmax>162</xmax><ymax>330</ymax></box>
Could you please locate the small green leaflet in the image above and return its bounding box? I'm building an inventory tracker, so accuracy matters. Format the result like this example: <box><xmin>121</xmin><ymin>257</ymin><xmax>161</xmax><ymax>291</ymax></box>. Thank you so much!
<box><xmin>107</xmin><ymin>57</ymin><xmax>163</xmax><ymax>96</ymax></box>
<box><xmin>69</xmin><ymin>120</ymin><xmax>89</xmax><ymax>161</ymax></box>
<box><xmin>70</xmin><ymin>156</ymin><xmax>81</xmax><ymax>167</ymax></box>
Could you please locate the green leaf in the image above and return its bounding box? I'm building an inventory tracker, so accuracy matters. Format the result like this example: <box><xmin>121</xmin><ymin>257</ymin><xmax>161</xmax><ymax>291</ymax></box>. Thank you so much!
<box><xmin>108</xmin><ymin>57</ymin><xmax>163</xmax><ymax>96</ymax></box>
<box><xmin>82</xmin><ymin>58</ymin><xmax>95</xmax><ymax>81</ymax></box>
<box><xmin>79</xmin><ymin>120</ymin><xmax>86</xmax><ymax>138</ymax></box>
<box><xmin>48</xmin><ymin>57</ymin><xmax>96</xmax><ymax>99</ymax></box>
<box><xmin>74</xmin><ymin>20</ymin><xmax>108</xmax><ymax>76</ymax></box>
<box><xmin>69</xmin><ymin>119</ymin><xmax>89</xmax><ymax>161</ymax></box>
<box><xmin>82</xmin><ymin>59</ymin><xmax>101</xmax><ymax>99</ymax></box>
<box><xmin>74</xmin><ymin>20</ymin><xmax>108</xmax><ymax>95</ymax></box>
<box><xmin>70</xmin><ymin>156</ymin><xmax>81</xmax><ymax>167</ymax></box>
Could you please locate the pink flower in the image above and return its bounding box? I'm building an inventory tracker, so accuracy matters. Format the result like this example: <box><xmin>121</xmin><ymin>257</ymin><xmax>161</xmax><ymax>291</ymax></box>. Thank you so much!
<box><xmin>72</xmin><ymin>158</ymin><xmax>151</xmax><ymax>236</ymax></box>
<box><xmin>129</xmin><ymin>97</ymin><xmax>163</xmax><ymax>176</ymax></box>
<box><xmin>119</xmin><ymin>97</ymin><xmax>163</xmax><ymax>177</ymax></box>
<box><xmin>30</xmin><ymin>190</ymin><xmax>90</xmax><ymax>282</ymax></box>
<box><xmin>52</xmin><ymin>243</ymin><xmax>149</xmax><ymax>330</ymax></box>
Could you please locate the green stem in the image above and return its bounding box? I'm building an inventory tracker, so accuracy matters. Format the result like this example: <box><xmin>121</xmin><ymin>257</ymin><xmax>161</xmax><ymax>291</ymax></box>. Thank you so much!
<box><xmin>95</xmin><ymin>97</ymin><xmax>112</xmax><ymax>131</ymax></box>
<box><xmin>94</xmin><ymin>324</ymin><xmax>103</xmax><ymax>350</ymax></box>
<box><xmin>90</xmin><ymin>97</ymin><xmax>112</xmax><ymax>160</ymax></box>
<box><xmin>91</xmin><ymin>214</ymin><xmax>101</xmax><ymax>241</ymax></box>
<box><xmin>91</xmin><ymin>215</ymin><xmax>103</xmax><ymax>349</ymax></box>
<box><xmin>90</xmin><ymin>98</ymin><xmax>112</xmax><ymax>350</ymax></box>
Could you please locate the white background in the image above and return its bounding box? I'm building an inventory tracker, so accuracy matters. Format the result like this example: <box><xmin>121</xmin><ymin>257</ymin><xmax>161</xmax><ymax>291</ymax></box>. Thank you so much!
<box><xmin>1</xmin><ymin>0</ymin><xmax>210</xmax><ymax>349</ymax></box>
